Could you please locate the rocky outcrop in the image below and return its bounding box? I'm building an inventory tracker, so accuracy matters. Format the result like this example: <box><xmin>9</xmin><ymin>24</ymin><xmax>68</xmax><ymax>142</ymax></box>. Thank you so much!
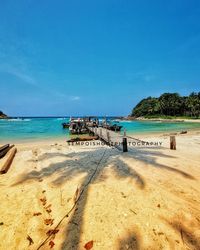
<box><xmin>0</xmin><ymin>111</ymin><xmax>8</xmax><ymax>119</ymax></box>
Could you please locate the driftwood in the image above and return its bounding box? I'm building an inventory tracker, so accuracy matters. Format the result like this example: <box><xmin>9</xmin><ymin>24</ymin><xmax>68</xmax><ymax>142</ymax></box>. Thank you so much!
<box><xmin>0</xmin><ymin>144</ymin><xmax>10</xmax><ymax>152</ymax></box>
<box><xmin>67</xmin><ymin>136</ymin><xmax>98</xmax><ymax>143</ymax></box>
<box><xmin>0</xmin><ymin>144</ymin><xmax>14</xmax><ymax>158</ymax></box>
<box><xmin>170</xmin><ymin>136</ymin><xmax>176</xmax><ymax>150</ymax></box>
<box><xmin>0</xmin><ymin>147</ymin><xmax>17</xmax><ymax>174</ymax></box>
<box><xmin>180</xmin><ymin>130</ymin><xmax>187</xmax><ymax>134</ymax></box>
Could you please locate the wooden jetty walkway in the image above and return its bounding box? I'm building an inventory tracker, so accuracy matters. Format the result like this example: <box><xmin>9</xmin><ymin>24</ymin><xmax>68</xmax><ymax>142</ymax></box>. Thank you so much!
<box><xmin>87</xmin><ymin>126</ymin><xmax>144</xmax><ymax>152</ymax></box>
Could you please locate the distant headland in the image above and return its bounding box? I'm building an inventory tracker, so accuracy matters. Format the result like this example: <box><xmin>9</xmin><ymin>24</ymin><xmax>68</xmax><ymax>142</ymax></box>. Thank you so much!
<box><xmin>0</xmin><ymin>111</ymin><xmax>8</xmax><ymax>119</ymax></box>
<box><xmin>129</xmin><ymin>92</ymin><xmax>200</xmax><ymax>120</ymax></box>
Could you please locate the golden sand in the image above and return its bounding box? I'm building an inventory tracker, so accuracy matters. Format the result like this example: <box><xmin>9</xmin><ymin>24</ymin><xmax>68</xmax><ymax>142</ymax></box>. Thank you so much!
<box><xmin>0</xmin><ymin>131</ymin><xmax>200</xmax><ymax>249</ymax></box>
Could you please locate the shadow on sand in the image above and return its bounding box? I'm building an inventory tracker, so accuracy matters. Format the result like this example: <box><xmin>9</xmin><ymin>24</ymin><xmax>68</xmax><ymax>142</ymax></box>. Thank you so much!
<box><xmin>13</xmin><ymin>145</ymin><xmax>196</xmax><ymax>249</ymax></box>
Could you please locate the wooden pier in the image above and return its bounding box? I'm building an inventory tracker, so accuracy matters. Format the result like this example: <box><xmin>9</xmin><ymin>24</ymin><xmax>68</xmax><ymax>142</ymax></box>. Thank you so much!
<box><xmin>87</xmin><ymin>126</ymin><xmax>143</xmax><ymax>152</ymax></box>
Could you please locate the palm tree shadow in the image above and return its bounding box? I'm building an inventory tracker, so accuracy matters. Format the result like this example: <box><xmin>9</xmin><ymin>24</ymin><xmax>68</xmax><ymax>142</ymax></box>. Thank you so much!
<box><xmin>126</xmin><ymin>147</ymin><xmax>195</xmax><ymax>180</ymax></box>
<box><xmin>12</xmin><ymin>145</ymin><xmax>196</xmax><ymax>249</ymax></box>
<box><xmin>162</xmin><ymin>217</ymin><xmax>200</xmax><ymax>249</ymax></box>
<box><xmin>60</xmin><ymin>176</ymin><xmax>88</xmax><ymax>250</ymax></box>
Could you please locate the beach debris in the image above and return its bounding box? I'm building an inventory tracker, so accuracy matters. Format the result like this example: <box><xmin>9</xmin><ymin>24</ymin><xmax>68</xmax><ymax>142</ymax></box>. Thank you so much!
<box><xmin>42</xmin><ymin>190</ymin><xmax>46</xmax><ymax>193</ymax></box>
<box><xmin>27</xmin><ymin>235</ymin><xmax>34</xmax><ymax>245</ymax></box>
<box><xmin>40</xmin><ymin>197</ymin><xmax>47</xmax><ymax>206</ymax></box>
<box><xmin>49</xmin><ymin>241</ymin><xmax>55</xmax><ymax>248</ymax></box>
<box><xmin>0</xmin><ymin>144</ymin><xmax>14</xmax><ymax>159</ymax></box>
<box><xmin>73</xmin><ymin>187</ymin><xmax>80</xmax><ymax>203</ymax></box>
<box><xmin>46</xmin><ymin>229</ymin><xmax>59</xmax><ymax>237</ymax></box>
<box><xmin>180</xmin><ymin>130</ymin><xmax>187</xmax><ymax>134</ymax></box>
<box><xmin>0</xmin><ymin>147</ymin><xmax>17</xmax><ymax>174</ymax></box>
<box><xmin>46</xmin><ymin>208</ymin><xmax>52</xmax><ymax>214</ymax></box>
<box><xmin>121</xmin><ymin>192</ymin><xmax>127</xmax><ymax>198</ymax></box>
<box><xmin>0</xmin><ymin>222</ymin><xmax>4</xmax><ymax>226</ymax></box>
<box><xmin>84</xmin><ymin>240</ymin><xmax>93</xmax><ymax>250</ymax></box>
<box><xmin>129</xmin><ymin>209</ymin><xmax>137</xmax><ymax>215</ymax></box>
<box><xmin>157</xmin><ymin>204</ymin><xmax>161</xmax><ymax>208</ymax></box>
<box><xmin>33</xmin><ymin>212</ymin><xmax>42</xmax><ymax>216</ymax></box>
<box><xmin>44</xmin><ymin>219</ymin><xmax>54</xmax><ymax>226</ymax></box>
<box><xmin>45</xmin><ymin>204</ymin><xmax>52</xmax><ymax>214</ymax></box>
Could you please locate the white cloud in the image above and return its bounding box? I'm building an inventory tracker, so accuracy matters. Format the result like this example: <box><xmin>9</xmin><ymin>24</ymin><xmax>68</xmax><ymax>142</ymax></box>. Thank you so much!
<box><xmin>70</xmin><ymin>96</ymin><xmax>80</xmax><ymax>101</ymax></box>
<box><xmin>0</xmin><ymin>64</ymin><xmax>37</xmax><ymax>86</ymax></box>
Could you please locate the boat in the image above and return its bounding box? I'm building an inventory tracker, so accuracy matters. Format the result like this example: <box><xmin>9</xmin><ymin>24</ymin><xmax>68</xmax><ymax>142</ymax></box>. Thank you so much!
<box><xmin>62</xmin><ymin>122</ymin><xmax>70</xmax><ymax>128</ymax></box>
<box><xmin>84</xmin><ymin>116</ymin><xmax>99</xmax><ymax>127</ymax></box>
<box><xmin>109</xmin><ymin>124</ymin><xmax>123</xmax><ymax>131</ymax></box>
<box><xmin>69</xmin><ymin>118</ymin><xmax>88</xmax><ymax>134</ymax></box>
<box><xmin>102</xmin><ymin>121</ymin><xmax>123</xmax><ymax>132</ymax></box>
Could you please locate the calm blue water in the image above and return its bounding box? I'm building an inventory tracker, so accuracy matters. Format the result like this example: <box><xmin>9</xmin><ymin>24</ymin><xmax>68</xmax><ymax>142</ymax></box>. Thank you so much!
<box><xmin>0</xmin><ymin>117</ymin><xmax>200</xmax><ymax>142</ymax></box>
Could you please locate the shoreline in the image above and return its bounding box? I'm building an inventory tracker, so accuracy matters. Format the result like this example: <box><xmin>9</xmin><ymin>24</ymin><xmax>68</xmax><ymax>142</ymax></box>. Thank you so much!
<box><xmin>1</xmin><ymin>128</ymin><xmax>200</xmax><ymax>146</ymax></box>
<box><xmin>123</xmin><ymin>117</ymin><xmax>200</xmax><ymax>123</ymax></box>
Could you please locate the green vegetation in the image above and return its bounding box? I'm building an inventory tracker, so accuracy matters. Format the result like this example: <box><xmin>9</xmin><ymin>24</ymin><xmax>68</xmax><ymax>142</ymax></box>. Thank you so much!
<box><xmin>131</xmin><ymin>92</ymin><xmax>200</xmax><ymax>118</ymax></box>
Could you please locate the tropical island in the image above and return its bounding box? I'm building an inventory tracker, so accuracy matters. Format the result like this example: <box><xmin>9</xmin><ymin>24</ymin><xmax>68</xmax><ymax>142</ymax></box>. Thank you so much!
<box><xmin>130</xmin><ymin>92</ymin><xmax>200</xmax><ymax>119</ymax></box>
<box><xmin>0</xmin><ymin>111</ymin><xmax>8</xmax><ymax>119</ymax></box>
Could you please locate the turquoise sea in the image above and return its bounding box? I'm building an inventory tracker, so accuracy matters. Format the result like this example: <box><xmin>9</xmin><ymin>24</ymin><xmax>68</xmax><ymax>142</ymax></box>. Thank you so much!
<box><xmin>0</xmin><ymin>117</ymin><xmax>200</xmax><ymax>142</ymax></box>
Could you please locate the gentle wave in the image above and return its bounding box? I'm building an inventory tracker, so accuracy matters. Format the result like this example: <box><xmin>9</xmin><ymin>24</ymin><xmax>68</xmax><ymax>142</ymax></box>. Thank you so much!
<box><xmin>57</xmin><ymin>118</ymin><xmax>67</xmax><ymax>120</ymax></box>
<box><xmin>7</xmin><ymin>118</ymin><xmax>31</xmax><ymax>122</ymax></box>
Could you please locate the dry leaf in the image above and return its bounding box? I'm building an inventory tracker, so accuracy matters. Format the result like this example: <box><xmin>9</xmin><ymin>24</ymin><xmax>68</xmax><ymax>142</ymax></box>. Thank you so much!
<box><xmin>44</xmin><ymin>219</ymin><xmax>54</xmax><ymax>225</ymax></box>
<box><xmin>46</xmin><ymin>229</ymin><xmax>59</xmax><ymax>237</ymax></box>
<box><xmin>33</xmin><ymin>212</ymin><xmax>42</xmax><ymax>216</ymax></box>
<box><xmin>49</xmin><ymin>240</ymin><xmax>55</xmax><ymax>248</ymax></box>
<box><xmin>27</xmin><ymin>235</ymin><xmax>34</xmax><ymax>245</ymax></box>
<box><xmin>84</xmin><ymin>240</ymin><xmax>93</xmax><ymax>250</ymax></box>
<box><xmin>46</xmin><ymin>208</ymin><xmax>52</xmax><ymax>214</ymax></box>
<box><xmin>40</xmin><ymin>197</ymin><xmax>47</xmax><ymax>206</ymax></box>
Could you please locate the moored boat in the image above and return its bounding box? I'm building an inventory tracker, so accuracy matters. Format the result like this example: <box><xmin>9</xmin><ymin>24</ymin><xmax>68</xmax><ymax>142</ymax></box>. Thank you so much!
<box><xmin>62</xmin><ymin>122</ymin><xmax>70</xmax><ymax>128</ymax></box>
<box><xmin>69</xmin><ymin>118</ymin><xmax>88</xmax><ymax>134</ymax></box>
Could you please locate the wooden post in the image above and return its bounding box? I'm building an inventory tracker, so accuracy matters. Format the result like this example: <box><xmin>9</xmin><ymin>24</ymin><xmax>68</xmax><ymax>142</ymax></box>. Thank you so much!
<box><xmin>95</xmin><ymin>127</ymin><xmax>97</xmax><ymax>135</ymax></box>
<box><xmin>122</xmin><ymin>137</ymin><xmax>128</xmax><ymax>152</ymax></box>
<box><xmin>100</xmin><ymin>128</ymin><xmax>102</xmax><ymax>137</ymax></box>
<box><xmin>107</xmin><ymin>131</ymin><xmax>110</xmax><ymax>144</ymax></box>
<box><xmin>123</xmin><ymin>128</ymin><xmax>126</xmax><ymax>137</ymax></box>
<box><xmin>170</xmin><ymin>136</ymin><xmax>176</xmax><ymax>150</ymax></box>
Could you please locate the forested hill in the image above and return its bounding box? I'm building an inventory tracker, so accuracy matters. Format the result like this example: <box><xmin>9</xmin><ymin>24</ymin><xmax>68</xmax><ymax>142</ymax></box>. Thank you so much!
<box><xmin>131</xmin><ymin>92</ymin><xmax>200</xmax><ymax>118</ymax></box>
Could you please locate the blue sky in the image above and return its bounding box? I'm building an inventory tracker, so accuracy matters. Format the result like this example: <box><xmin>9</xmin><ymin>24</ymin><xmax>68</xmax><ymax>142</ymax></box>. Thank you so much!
<box><xmin>0</xmin><ymin>0</ymin><xmax>200</xmax><ymax>116</ymax></box>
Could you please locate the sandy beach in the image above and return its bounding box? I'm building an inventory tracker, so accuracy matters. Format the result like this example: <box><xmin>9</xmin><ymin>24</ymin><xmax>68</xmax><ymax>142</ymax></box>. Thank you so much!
<box><xmin>0</xmin><ymin>131</ymin><xmax>200</xmax><ymax>250</ymax></box>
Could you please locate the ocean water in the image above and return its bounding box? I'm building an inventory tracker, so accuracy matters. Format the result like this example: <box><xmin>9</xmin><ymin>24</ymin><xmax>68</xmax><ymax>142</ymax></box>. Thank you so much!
<box><xmin>0</xmin><ymin>117</ymin><xmax>70</xmax><ymax>142</ymax></box>
<box><xmin>0</xmin><ymin>117</ymin><xmax>200</xmax><ymax>142</ymax></box>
